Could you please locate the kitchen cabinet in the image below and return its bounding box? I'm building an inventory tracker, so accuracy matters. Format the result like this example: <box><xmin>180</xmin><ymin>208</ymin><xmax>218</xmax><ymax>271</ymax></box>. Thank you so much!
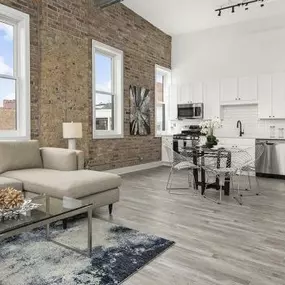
<box><xmin>178</xmin><ymin>82</ymin><xmax>203</xmax><ymax>104</ymax></box>
<box><xmin>271</xmin><ymin>73</ymin><xmax>285</xmax><ymax>119</ymax></box>
<box><xmin>238</xmin><ymin>76</ymin><xmax>258</xmax><ymax>102</ymax></box>
<box><xmin>258</xmin><ymin>74</ymin><xmax>272</xmax><ymax>119</ymax></box>
<box><xmin>258</xmin><ymin>72</ymin><xmax>285</xmax><ymax>119</ymax></box>
<box><xmin>161</xmin><ymin>136</ymin><xmax>173</xmax><ymax>163</ymax></box>
<box><xmin>220</xmin><ymin>76</ymin><xmax>258</xmax><ymax>105</ymax></box>
<box><xmin>220</xmin><ymin>78</ymin><xmax>238</xmax><ymax>104</ymax></box>
<box><xmin>203</xmin><ymin>80</ymin><xmax>220</xmax><ymax>119</ymax></box>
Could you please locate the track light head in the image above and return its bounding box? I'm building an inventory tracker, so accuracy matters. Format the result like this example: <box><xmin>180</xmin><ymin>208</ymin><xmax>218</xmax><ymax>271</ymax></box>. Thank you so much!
<box><xmin>231</xmin><ymin>6</ymin><xmax>235</xmax><ymax>13</ymax></box>
<box><xmin>218</xmin><ymin>10</ymin><xmax>222</xmax><ymax>16</ymax></box>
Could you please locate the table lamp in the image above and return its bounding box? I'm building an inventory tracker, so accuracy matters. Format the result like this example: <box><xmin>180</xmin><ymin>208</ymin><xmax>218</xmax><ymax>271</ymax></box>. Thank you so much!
<box><xmin>62</xmin><ymin>122</ymin><xmax>82</xmax><ymax>150</ymax></box>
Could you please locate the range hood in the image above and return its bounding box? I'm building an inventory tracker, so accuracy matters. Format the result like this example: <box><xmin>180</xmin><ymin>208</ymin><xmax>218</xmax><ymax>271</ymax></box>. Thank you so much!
<box><xmin>92</xmin><ymin>0</ymin><xmax>123</xmax><ymax>9</ymax></box>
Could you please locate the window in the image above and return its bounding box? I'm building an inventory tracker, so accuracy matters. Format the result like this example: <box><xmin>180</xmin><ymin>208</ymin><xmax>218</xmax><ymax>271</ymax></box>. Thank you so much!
<box><xmin>92</xmin><ymin>40</ymin><xmax>123</xmax><ymax>139</ymax></box>
<box><xmin>155</xmin><ymin>65</ymin><xmax>171</xmax><ymax>136</ymax></box>
<box><xmin>0</xmin><ymin>4</ymin><xmax>30</xmax><ymax>140</ymax></box>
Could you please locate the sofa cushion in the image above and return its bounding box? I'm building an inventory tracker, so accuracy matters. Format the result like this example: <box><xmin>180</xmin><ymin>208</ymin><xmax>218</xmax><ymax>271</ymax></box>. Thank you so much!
<box><xmin>0</xmin><ymin>177</ymin><xmax>23</xmax><ymax>191</ymax></box>
<box><xmin>1</xmin><ymin>169</ymin><xmax>122</xmax><ymax>199</ymax></box>
<box><xmin>0</xmin><ymin>141</ymin><xmax>42</xmax><ymax>174</ymax></box>
<box><xmin>40</xmin><ymin>148</ymin><xmax>78</xmax><ymax>171</ymax></box>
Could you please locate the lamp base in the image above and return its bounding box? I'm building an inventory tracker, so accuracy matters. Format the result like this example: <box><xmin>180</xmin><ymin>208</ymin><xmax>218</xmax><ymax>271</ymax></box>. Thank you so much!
<box><xmin>68</xmin><ymin>139</ymin><xmax>76</xmax><ymax>150</ymax></box>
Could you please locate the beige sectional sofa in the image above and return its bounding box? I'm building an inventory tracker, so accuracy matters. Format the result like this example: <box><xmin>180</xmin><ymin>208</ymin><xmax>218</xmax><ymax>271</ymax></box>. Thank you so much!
<box><xmin>0</xmin><ymin>140</ymin><xmax>121</xmax><ymax>216</ymax></box>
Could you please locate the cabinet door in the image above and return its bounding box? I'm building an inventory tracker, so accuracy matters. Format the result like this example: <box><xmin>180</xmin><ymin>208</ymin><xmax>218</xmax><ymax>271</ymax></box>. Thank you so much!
<box><xmin>272</xmin><ymin>72</ymin><xmax>285</xmax><ymax>119</ymax></box>
<box><xmin>239</xmin><ymin>76</ymin><xmax>258</xmax><ymax>102</ymax></box>
<box><xmin>220</xmin><ymin>78</ymin><xmax>238</xmax><ymax>103</ymax></box>
<box><xmin>178</xmin><ymin>84</ymin><xmax>191</xmax><ymax>104</ymax></box>
<box><xmin>192</xmin><ymin>82</ymin><xmax>203</xmax><ymax>103</ymax></box>
<box><xmin>258</xmin><ymin>74</ymin><xmax>272</xmax><ymax>119</ymax></box>
<box><xmin>203</xmin><ymin>80</ymin><xmax>220</xmax><ymax>119</ymax></box>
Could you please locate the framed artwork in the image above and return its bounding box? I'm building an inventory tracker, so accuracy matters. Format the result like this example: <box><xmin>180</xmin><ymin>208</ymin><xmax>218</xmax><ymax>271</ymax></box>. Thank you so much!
<box><xmin>130</xmin><ymin>85</ymin><xmax>151</xmax><ymax>136</ymax></box>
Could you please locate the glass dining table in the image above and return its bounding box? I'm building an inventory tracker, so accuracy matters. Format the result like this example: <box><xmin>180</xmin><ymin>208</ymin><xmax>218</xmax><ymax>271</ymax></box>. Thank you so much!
<box><xmin>181</xmin><ymin>146</ymin><xmax>233</xmax><ymax>196</ymax></box>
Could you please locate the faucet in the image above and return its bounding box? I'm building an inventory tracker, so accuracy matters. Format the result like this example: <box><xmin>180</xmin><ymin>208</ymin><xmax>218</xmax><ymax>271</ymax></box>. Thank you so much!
<box><xmin>237</xmin><ymin>120</ymin><xmax>244</xmax><ymax>137</ymax></box>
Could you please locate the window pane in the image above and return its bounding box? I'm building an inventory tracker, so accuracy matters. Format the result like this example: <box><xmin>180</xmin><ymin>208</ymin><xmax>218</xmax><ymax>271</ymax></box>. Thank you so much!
<box><xmin>95</xmin><ymin>93</ymin><xmax>114</xmax><ymax>131</ymax></box>
<box><xmin>95</xmin><ymin>52</ymin><xmax>112</xmax><ymax>93</ymax></box>
<box><xmin>156</xmin><ymin>104</ymin><xmax>165</xmax><ymax>133</ymax></box>
<box><xmin>0</xmin><ymin>77</ymin><xmax>16</xmax><ymax>130</ymax></box>
<box><xmin>0</xmin><ymin>22</ymin><xmax>14</xmax><ymax>76</ymax></box>
<box><xmin>156</xmin><ymin>74</ymin><xmax>164</xmax><ymax>102</ymax></box>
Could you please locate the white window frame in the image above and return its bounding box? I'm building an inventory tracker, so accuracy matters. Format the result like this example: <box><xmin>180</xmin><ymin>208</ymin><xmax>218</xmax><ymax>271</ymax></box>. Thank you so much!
<box><xmin>0</xmin><ymin>4</ymin><xmax>30</xmax><ymax>140</ymax></box>
<box><xmin>155</xmin><ymin>65</ymin><xmax>171</xmax><ymax>137</ymax></box>
<box><xmin>92</xmin><ymin>40</ymin><xmax>124</xmax><ymax>139</ymax></box>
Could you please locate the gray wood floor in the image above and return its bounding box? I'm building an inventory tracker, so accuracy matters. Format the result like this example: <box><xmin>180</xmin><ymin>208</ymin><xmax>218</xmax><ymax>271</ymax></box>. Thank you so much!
<box><xmin>97</xmin><ymin>166</ymin><xmax>285</xmax><ymax>285</ymax></box>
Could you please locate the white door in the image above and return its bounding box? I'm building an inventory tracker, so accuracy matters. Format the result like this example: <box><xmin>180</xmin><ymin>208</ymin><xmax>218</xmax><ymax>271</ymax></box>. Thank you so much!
<box><xmin>258</xmin><ymin>74</ymin><xmax>272</xmax><ymax>119</ymax></box>
<box><xmin>203</xmin><ymin>80</ymin><xmax>220</xmax><ymax>120</ymax></box>
<box><xmin>271</xmin><ymin>72</ymin><xmax>285</xmax><ymax>119</ymax></box>
<box><xmin>220</xmin><ymin>77</ymin><xmax>238</xmax><ymax>103</ymax></box>
<box><xmin>238</xmin><ymin>76</ymin><xmax>258</xmax><ymax>102</ymax></box>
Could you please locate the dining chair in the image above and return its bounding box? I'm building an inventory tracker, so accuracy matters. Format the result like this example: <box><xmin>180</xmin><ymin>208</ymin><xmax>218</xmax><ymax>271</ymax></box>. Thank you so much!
<box><xmin>164</xmin><ymin>144</ymin><xmax>200</xmax><ymax>195</ymax></box>
<box><xmin>236</xmin><ymin>142</ymin><xmax>266</xmax><ymax>198</ymax></box>
<box><xmin>201</xmin><ymin>148</ymin><xmax>251</xmax><ymax>205</ymax></box>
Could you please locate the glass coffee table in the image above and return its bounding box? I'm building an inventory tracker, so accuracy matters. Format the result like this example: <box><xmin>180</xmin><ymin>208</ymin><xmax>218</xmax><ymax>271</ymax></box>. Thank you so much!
<box><xmin>0</xmin><ymin>195</ymin><xmax>93</xmax><ymax>257</ymax></box>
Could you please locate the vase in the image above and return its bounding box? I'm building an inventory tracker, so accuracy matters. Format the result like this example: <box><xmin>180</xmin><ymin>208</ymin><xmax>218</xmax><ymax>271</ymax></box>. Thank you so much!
<box><xmin>206</xmin><ymin>135</ymin><xmax>218</xmax><ymax>149</ymax></box>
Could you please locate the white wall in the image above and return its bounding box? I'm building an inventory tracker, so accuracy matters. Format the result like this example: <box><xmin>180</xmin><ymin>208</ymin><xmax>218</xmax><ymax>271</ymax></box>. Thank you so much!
<box><xmin>171</xmin><ymin>14</ymin><xmax>285</xmax><ymax>138</ymax></box>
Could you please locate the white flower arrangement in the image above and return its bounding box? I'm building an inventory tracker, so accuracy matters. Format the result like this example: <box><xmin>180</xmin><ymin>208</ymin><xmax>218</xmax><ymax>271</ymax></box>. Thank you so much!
<box><xmin>199</xmin><ymin>117</ymin><xmax>222</xmax><ymax>136</ymax></box>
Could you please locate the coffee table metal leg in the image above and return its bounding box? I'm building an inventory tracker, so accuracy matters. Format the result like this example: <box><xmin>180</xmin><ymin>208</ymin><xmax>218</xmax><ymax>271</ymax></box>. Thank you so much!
<box><xmin>87</xmin><ymin>208</ymin><xmax>92</xmax><ymax>257</ymax></box>
<box><xmin>46</xmin><ymin>223</ymin><xmax>50</xmax><ymax>240</ymax></box>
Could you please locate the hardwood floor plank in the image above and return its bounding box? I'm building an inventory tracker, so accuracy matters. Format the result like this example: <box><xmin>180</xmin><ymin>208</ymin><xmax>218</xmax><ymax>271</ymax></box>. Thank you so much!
<box><xmin>96</xmin><ymin>166</ymin><xmax>285</xmax><ymax>285</ymax></box>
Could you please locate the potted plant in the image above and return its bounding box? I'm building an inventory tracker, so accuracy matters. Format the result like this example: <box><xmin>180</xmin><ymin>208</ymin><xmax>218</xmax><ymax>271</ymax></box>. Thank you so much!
<box><xmin>200</xmin><ymin>118</ymin><xmax>222</xmax><ymax>148</ymax></box>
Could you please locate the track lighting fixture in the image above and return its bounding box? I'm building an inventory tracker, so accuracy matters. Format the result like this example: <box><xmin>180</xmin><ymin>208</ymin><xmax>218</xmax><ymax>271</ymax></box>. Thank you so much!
<box><xmin>215</xmin><ymin>0</ymin><xmax>266</xmax><ymax>17</ymax></box>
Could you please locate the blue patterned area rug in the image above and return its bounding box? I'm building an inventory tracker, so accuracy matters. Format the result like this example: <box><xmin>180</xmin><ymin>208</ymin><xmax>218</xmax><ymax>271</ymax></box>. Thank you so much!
<box><xmin>0</xmin><ymin>218</ymin><xmax>174</xmax><ymax>285</ymax></box>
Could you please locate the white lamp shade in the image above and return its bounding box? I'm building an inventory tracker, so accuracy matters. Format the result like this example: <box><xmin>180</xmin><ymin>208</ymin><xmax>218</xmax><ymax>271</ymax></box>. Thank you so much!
<box><xmin>63</xmin><ymin>122</ymin><xmax>82</xmax><ymax>139</ymax></box>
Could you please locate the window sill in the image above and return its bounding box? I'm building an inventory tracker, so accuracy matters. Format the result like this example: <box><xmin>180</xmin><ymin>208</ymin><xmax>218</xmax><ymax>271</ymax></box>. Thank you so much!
<box><xmin>93</xmin><ymin>134</ymin><xmax>124</xmax><ymax>140</ymax></box>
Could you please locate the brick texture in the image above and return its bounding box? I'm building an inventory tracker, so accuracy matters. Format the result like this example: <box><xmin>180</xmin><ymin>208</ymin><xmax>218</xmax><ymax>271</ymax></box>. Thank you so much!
<box><xmin>0</xmin><ymin>0</ymin><xmax>171</xmax><ymax>170</ymax></box>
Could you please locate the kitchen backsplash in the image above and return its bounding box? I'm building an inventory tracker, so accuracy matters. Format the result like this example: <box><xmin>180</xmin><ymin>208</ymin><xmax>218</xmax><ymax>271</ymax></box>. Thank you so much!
<box><xmin>215</xmin><ymin>105</ymin><xmax>285</xmax><ymax>139</ymax></box>
<box><xmin>170</xmin><ymin>105</ymin><xmax>285</xmax><ymax>139</ymax></box>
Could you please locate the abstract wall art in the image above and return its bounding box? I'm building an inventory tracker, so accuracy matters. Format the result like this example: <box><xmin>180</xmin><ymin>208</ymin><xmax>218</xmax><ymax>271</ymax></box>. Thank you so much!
<box><xmin>130</xmin><ymin>85</ymin><xmax>151</xmax><ymax>136</ymax></box>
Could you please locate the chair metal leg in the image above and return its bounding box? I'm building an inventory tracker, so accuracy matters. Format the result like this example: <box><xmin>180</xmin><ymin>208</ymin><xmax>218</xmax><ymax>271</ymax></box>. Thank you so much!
<box><xmin>167</xmin><ymin>167</ymin><xmax>198</xmax><ymax>195</ymax></box>
<box><xmin>166</xmin><ymin>168</ymin><xmax>173</xmax><ymax>191</ymax></box>
<box><xmin>233</xmin><ymin>176</ymin><xmax>243</xmax><ymax>205</ymax></box>
<box><xmin>245</xmin><ymin>171</ymin><xmax>252</xmax><ymax>191</ymax></box>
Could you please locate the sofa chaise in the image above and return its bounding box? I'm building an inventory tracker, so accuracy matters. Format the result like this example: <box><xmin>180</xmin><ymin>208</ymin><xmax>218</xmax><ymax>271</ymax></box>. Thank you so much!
<box><xmin>0</xmin><ymin>140</ymin><xmax>121</xmax><ymax>216</ymax></box>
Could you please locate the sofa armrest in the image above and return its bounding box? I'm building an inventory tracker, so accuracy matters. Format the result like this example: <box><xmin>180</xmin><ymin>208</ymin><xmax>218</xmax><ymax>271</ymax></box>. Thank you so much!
<box><xmin>40</xmin><ymin>148</ymin><xmax>84</xmax><ymax>171</ymax></box>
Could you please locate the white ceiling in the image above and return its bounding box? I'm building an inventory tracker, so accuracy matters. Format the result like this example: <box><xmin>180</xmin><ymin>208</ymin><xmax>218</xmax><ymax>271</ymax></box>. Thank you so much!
<box><xmin>123</xmin><ymin>0</ymin><xmax>285</xmax><ymax>35</ymax></box>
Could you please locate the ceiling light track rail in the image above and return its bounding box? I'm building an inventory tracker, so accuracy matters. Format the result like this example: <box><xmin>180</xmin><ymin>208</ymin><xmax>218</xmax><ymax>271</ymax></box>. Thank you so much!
<box><xmin>216</xmin><ymin>0</ymin><xmax>265</xmax><ymax>16</ymax></box>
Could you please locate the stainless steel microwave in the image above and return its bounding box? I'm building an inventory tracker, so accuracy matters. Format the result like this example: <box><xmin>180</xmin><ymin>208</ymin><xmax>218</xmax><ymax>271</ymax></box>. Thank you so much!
<box><xmin>177</xmin><ymin>103</ymin><xmax>204</xmax><ymax>120</ymax></box>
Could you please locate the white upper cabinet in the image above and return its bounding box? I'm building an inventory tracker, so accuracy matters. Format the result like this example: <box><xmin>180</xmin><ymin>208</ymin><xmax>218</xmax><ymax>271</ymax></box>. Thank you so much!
<box><xmin>220</xmin><ymin>76</ymin><xmax>258</xmax><ymax>105</ymax></box>
<box><xmin>220</xmin><ymin>77</ymin><xmax>238</xmax><ymax>103</ymax></box>
<box><xmin>192</xmin><ymin>82</ymin><xmax>203</xmax><ymax>103</ymax></box>
<box><xmin>258</xmin><ymin>74</ymin><xmax>272</xmax><ymax>119</ymax></box>
<box><xmin>271</xmin><ymin>73</ymin><xmax>285</xmax><ymax>119</ymax></box>
<box><xmin>203</xmin><ymin>80</ymin><xmax>220</xmax><ymax>119</ymax></box>
<box><xmin>178</xmin><ymin>82</ymin><xmax>203</xmax><ymax>104</ymax></box>
<box><xmin>258</xmin><ymin>72</ymin><xmax>285</xmax><ymax>119</ymax></box>
<box><xmin>238</xmin><ymin>76</ymin><xmax>258</xmax><ymax>102</ymax></box>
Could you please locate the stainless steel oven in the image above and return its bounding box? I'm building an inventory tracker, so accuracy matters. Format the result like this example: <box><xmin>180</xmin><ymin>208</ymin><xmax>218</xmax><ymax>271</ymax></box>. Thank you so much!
<box><xmin>177</xmin><ymin>103</ymin><xmax>203</xmax><ymax>120</ymax></box>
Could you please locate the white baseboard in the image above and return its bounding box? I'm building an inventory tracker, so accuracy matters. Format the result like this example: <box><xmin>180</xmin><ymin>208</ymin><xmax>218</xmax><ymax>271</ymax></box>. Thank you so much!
<box><xmin>107</xmin><ymin>161</ymin><xmax>163</xmax><ymax>175</ymax></box>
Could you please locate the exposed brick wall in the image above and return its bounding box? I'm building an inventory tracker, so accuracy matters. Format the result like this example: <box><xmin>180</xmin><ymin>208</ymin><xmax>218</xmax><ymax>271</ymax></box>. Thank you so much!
<box><xmin>0</xmin><ymin>0</ymin><xmax>171</xmax><ymax>170</ymax></box>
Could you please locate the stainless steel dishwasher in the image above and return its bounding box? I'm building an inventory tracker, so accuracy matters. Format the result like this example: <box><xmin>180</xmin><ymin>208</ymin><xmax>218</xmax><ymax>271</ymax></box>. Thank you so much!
<box><xmin>256</xmin><ymin>139</ymin><xmax>285</xmax><ymax>178</ymax></box>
